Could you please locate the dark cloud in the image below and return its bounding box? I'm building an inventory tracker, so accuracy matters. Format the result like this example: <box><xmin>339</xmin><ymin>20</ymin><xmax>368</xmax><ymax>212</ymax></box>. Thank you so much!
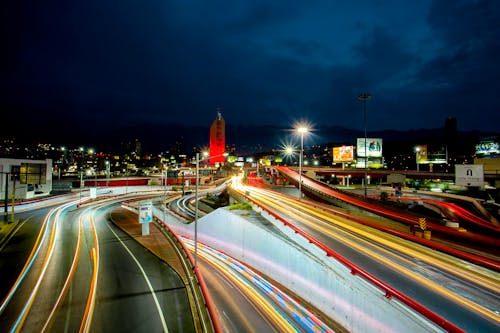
<box><xmin>1</xmin><ymin>0</ymin><xmax>499</xmax><ymax>144</ymax></box>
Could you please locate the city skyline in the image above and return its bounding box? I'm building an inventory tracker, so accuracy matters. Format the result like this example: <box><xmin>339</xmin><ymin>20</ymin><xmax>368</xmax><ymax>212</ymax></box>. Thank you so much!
<box><xmin>2</xmin><ymin>1</ymin><xmax>499</xmax><ymax>142</ymax></box>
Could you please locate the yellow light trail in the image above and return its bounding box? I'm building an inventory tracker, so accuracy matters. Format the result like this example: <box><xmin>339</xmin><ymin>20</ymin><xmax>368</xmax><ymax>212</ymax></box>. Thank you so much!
<box><xmin>0</xmin><ymin>210</ymin><xmax>52</xmax><ymax>315</ymax></box>
<box><xmin>79</xmin><ymin>210</ymin><xmax>100</xmax><ymax>333</ymax></box>
<box><xmin>41</xmin><ymin>207</ymin><xmax>86</xmax><ymax>332</ymax></box>
<box><xmin>183</xmin><ymin>241</ymin><xmax>298</xmax><ymax>332</ymax></box>
<box><xmin>238</xmin><ymin>186</ymin><xmax>500</xmax><ymax>324</ymax></box>
<box><xmin>12</xmin><ymin>204</ymin><xmax>64</xmax><ymax>333</ymax></box>
<box><xmin>251</xmin><ymin>187</ymin><xmax>500</xmax><ymax>292</ymax></box>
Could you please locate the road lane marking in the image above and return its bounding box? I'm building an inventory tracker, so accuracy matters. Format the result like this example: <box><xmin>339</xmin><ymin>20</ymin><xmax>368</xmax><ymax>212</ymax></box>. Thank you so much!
<box><xmin>79</xmin><ymin>210</ymin><xmax>100</xmax><ymax>333</ymax></box>
<box><xmin>105</xmin><ymin>222</ymin><xmax>169</xmax><ymax>332</ymax></box>
<box><xmin>41</xmin><ymin>208</ymin><xmax>85</xmax><ymax>332</ymax></box>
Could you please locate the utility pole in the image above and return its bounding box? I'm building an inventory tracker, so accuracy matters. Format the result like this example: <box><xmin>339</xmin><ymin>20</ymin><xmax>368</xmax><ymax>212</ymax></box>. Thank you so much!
<box><xmin>2</xmin><ymin>172</ymin><xmax>9</xmax><ymax>222</ymax></box>
<box><xmin>358</xmin><ymin>93</ymin><xmax>372</xmax><ymax>199</ymax></box>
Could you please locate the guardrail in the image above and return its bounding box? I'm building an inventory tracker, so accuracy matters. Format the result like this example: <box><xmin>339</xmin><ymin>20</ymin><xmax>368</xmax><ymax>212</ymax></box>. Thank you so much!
<box><xmin>153</xmin><ymin>214</ymin><xmax>223</xmax><ymax>333</ymax></box>
<box><xmin>229</xmin><ymin>187</ymin><xmax>465</xmax><ymax>333</ymax></box>
<box><xmin>278</xmin><ymin>165</ymin><xmax>500</xmax><ymax>248</ymax></box>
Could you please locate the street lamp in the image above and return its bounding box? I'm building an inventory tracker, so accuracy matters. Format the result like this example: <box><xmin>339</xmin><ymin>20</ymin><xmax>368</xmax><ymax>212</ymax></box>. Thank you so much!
<box><xmin>194</xmin><ymin>151</ymin><xmax>228</xmax><ymax>267</ymax></box>
<box><xmin>358</xmin><ymin>93</ymin><xmax>372</xmax><ymax>199</ymax></box>
<box><xmin>194</xmin><ymin>151</ymin><xmax>227</xmax><ymax>268</ymax></box>
<box><xmin>415</xmin><ymin>146</ymin><xmax>420</xmax><ymax>172</ymax></box>
<box><xmin>297</xmin><ymin>126</ymin><xmax>309</xmax><ymax>199</ymax></box>
<box><xmin>105</xmin><ymin>160</ymin><xmax>110</xmax><ymax>187</ymax></box>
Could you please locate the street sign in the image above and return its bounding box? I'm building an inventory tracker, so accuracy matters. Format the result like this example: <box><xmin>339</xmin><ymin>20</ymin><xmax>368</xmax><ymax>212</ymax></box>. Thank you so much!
<box><xmin>419</xmin><ymin>218</ymin><xmax>427</xmax><ymax>231</ymax></box>
<box><xmin>139</xmin><ymin>201</ymin><xmax>153</xmax><ymax>223</ymax></box>
<box><xmin>455</xmin><ymin>164</ymin><xmax>484</xmax><ymax>189</ymax></box>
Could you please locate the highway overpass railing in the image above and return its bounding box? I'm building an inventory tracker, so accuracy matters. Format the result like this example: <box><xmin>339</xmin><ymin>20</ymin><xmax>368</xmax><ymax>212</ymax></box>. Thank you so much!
<box><xmin>232</xmin><ymin>189</ymin><xmax>463</xmax><ymax>332</ymax></box>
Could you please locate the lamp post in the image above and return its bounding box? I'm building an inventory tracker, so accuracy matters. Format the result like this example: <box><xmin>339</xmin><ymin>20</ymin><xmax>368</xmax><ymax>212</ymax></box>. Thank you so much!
<box><xmin>415</xmin><ymin>146</ymin><xmax>420</xmax><ymax>172</ymax></box>
<box><xmin>358</xmin><ymin>93</ymin><xmax>372</xmax><ymax>199</ymax></box>
<box><xmin>297</xmin><ymin>126</ymin><xmax>309</xmax><ymax>199</ymax></box>
<box><xmin>194</xmin><ymin>151</ymin><xmax>208</xmax><ymax>269</ymax></box>
<box><xmin>194</xmin><ymin>151</ymin><xmax>226</xmax><ymax>268</ymax></box>
<box><xmin>105</xmin><ymin>160</ymin><xmax>110</xmax><ymax>187</ymax></box>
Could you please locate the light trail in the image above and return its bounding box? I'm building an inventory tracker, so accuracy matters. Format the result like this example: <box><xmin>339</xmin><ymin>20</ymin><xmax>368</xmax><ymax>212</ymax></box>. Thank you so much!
<box><xmin>41</xmin><ymin>207</ymin><xmax>86</xmax><ymax>332</ymax></box>
<box><xmin>9</xmin><ymin>201</ymin><xmax>76</xmax><ymax>332</ymax></box>
<box><xmin>2</xmin><ymin>192</ymin><xmax>179</xmax><ymax>332</ymax></box>
<box><xmin>182</xmin><ymin>237</ymin><xmax>335</xmax><ymax>333</ymax></box>
<box><xmin>79</xmin><ymin>205</ymin><xmax>103</xmax><ymax>333</ymax></box>
<box><xmin>251</xmin><ymin>186</ymin><xmax>499</xmax><ymax>292</ymax></box>
<box><xmin>0</xmin><ymin>207</ymin><xmax>57</xmax><ymax>315</ymax></box>
<box><xmin>237</xmin><ymin>185</ymin><xmax>500</xmax><ymax>324</ymax></box>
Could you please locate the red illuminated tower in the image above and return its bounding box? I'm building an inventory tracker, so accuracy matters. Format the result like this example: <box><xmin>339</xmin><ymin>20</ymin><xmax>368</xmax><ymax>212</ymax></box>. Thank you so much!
<box><xmin>209</xmin><ymin>108</ymin><xmax>225</xmax><ymax>165</ymax></box>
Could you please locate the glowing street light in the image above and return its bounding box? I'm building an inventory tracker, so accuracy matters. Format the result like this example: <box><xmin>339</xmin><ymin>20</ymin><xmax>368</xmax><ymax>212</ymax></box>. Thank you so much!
<box><xmin>296</xmin><ymin>126</ymin><xmax>309</xmax><ymax>199</ymax></box>
<box><xmin>285</xmin><ymin>146</ymin><xmax>294</xmax><ymax>155</ymax></box>
<box><xmin>415</xmin><ymin>146</ymin><xmax>421</xmax><ymax>172</ymax></box>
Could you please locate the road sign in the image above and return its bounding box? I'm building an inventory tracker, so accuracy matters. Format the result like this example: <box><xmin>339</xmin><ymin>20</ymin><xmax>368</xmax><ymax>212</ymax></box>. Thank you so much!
<box><xmin>455</xmin><ymin>164</ymin><xmax>484</xmax><ymax>189</ymax></box>
<box><xmin>419</xmin><ymin>218</ymin><xmax>427</xmax><ymax>231</ymax></box>
<box><xmin>139</xmin><ymin>201</ymin><xmax>153</xmax><ymax>223</ymax></box>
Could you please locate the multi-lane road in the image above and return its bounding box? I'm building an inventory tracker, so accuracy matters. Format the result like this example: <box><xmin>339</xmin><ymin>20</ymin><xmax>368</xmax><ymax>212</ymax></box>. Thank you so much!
<box><xmin>231</xmin><ymin>182</ymin><xmax>500</xmax><ymax>332</ymax></box>
<box><xmin>0</xmin><ymin>196</ymin><xmax>194</xmax><ymax>333</ymax></box>
<box><xmin>2</xmin><ymin>177</ymin><xmax>499</xmax><ymax>332</ymax></box>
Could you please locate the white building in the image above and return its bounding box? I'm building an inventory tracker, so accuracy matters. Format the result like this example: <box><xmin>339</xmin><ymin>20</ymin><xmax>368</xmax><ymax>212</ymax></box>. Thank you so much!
<box><xmin>0</xmin><ymin>158</ymin><xmax>52</xmax><ymax>200</ymax></box>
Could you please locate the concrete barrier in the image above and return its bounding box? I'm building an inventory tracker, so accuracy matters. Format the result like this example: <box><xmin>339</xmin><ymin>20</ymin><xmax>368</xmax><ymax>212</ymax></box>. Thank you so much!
<box><xmin>163</xmin><ymin>207</ymin><xmax>453</xmax><ymax>332</ymax></box>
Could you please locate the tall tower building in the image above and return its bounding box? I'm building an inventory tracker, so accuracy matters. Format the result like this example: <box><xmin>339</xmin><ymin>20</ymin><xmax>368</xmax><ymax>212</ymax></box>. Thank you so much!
<box><xmin>209</xmin><ymin>108</ymin><xmax>225</xmax><ymax>165</ymax></box>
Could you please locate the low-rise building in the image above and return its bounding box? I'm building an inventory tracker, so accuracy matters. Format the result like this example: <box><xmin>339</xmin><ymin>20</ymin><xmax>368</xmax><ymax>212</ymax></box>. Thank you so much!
<box><xmin>0</xmin><ymin>158</ymin><xmax>52</xmax><ymax>200</ymax></box>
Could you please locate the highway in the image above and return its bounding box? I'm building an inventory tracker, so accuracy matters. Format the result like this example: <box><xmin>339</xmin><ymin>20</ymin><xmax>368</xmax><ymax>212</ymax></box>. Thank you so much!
<box><xmin>276</xmin><ymin>166</ymin><xmax>499</xmax><ymax>249</ymax></box>
<box><xmin>0</xmin><ymin>195</ymin><xmax>195</xmax><ymax>332</ymax></box>
<box><xmin>180</xmin><ymin>237</ymin><xmax>337</xmax><ymax>333</ymax></box>
<box><xmin>231</xmin><ymin>181</ymin><xmax>500</xmax><ymax>332</ymax></box>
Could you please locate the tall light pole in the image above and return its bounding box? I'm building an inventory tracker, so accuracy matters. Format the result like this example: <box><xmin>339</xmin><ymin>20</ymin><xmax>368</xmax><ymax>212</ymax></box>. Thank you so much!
<box><xmin>194</xmin><ymin>151</ymin><xmax>209</xmax><ymax>269</ymax></box>
<box><xmin>194</xmin><ymin>152</ymin><xmax>200</xmax><ymax>269</ymax></box>
<box><xmin>297</xmin><ymin>126</ymin><xmax>309</xmax><ymax>199</ymax></box>
<box><xmin>194</xmin><ymin>150</ymin><xmax>225</xmax><ymax>268</ymax></box>
<box><xmin>105</xmin><ymin>160</ymin><xmax>110</xmax><ymax>187</ymax></box>
<box><xmin>415</xmin><ymin>146</ymin><xmax>420</xmax><ymax>172</ymax></box>
<box><xmin>358</xmin><ymin>93</ymin><xmax>372</xmax><ymax>199</ymax></box>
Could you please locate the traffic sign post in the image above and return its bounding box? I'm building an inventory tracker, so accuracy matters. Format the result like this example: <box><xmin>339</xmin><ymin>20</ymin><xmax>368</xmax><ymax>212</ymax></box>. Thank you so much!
<box><xmin>455</xmin><ymin>164</ymin><xmax>484</xmax><ymax>189</ymax></box>
<box><xmin>139</xmin><ymin>201</ymin><xmax>153</xmax><ymax>236</ymax></box>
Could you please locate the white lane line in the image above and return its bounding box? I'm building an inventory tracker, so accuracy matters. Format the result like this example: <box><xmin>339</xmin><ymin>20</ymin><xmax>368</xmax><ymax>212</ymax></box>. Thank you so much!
<box><xmin>105</xmin><ymin>222</ymin><xmax>169</xmax><ymax>333</ymax></box>
<box><xmin>0</xmin><ymin>216</ymin><xmax>32</xmax><ymax>252</ymax></box>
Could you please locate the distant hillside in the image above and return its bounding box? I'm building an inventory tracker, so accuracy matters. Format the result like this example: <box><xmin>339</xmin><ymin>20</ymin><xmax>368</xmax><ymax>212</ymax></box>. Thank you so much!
<box><xmin>111</xmin><ymin>123</ymin><xmax>497</xmax><ymax>156</ymax></box>
<box><xmin>4</xmin><ymin>121</ymin><xmax>497</xmax><ymax>156</ymax></box>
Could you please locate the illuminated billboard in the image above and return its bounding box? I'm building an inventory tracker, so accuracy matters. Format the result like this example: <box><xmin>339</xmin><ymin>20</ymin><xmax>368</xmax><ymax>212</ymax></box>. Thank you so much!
<box><xmin>416</xmin><ymin>145</ymin><xmax>428</xmax><ymax>163</ymax></box>
<box><xmin>357</xmin><ymin>138</ymin><xmax>382</xmax><ymax>157</ymax></box>
<box><xmin>475</xmin><ymin>139</ymin><xmax>499</xmax><ymax>156</ymax></box>
<box><xmin>333</xmin><ymin>146</ymin><xmax>354</xmax><ymax>163</ymax></box>
<box><xmin>455</xmin><ymin>164</ymin><xmax>484</xmax><ymax>189</ymax></box>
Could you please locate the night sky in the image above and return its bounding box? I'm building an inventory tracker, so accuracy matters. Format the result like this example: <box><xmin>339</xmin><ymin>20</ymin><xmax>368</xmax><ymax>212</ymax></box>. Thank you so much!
<box><xmin>2</xmin><ymin>0</ymin><xmax>499</xmax><ymax>145</ymax></box>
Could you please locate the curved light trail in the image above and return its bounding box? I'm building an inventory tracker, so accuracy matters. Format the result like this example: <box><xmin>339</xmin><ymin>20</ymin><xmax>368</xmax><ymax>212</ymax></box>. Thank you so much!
<box><xmin>181</xmin><ymin>237</ymin><xmax>335</xmax><ymax>333</ymax></box>
<box><xmin>234</xmin><ymin>183</ymin><xmax>500</xmax><ymax>324</ymax></box>
<box><xmin>9</xmin><ymin>201</ymin><xmax>76</xmax><ymax>332</ymax></box>
<box><xmin>41</xmin><ymin>209</ymin><xmax>85</xmax><ymax>332</ymax></box>
<box><xmin>0</xmin><ymin>205</ymin><xmax>64</xmax><ymax>315</ymax></box>
<box><xmin>1</xmin><ymin>193</ymin><xmax>177</xmax><ymax>332</ymax></box>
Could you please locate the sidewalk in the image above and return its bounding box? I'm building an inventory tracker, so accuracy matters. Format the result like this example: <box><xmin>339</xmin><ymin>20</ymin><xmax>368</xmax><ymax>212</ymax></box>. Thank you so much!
<box><xmin>108</xmin><ymin>207</ymin><xmax>189</xmax><ymax>282</ymax></box>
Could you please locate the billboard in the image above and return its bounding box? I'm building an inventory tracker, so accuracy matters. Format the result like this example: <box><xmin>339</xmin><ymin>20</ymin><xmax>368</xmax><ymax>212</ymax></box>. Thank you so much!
<box><xmin>139</xmin><ymin>201</ymin><xmax>153</xmax><ymax>223</ymax></box>
<box><xmin>333</xmin><ymin>146</ymin><xmax>354</xmax><ymax>163</ymax></box>
<box><xmin>357</xmin><ymin>138</ymin><xmax>382</xmax><ymax>157</ymax></box>
<box><xmin>455</xmin><ymin>164</ymin><xmax>484</xmax><ymax>189</ymax></box>
<box><xmin>475</xmin><ymin>139</ymin><xmax>499</xmax><ymax>156</ymax></box>
<box><xmin>416</xmin><ymin>145</ymin><xmax>428</xmax><ymax>163</ymax></box>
